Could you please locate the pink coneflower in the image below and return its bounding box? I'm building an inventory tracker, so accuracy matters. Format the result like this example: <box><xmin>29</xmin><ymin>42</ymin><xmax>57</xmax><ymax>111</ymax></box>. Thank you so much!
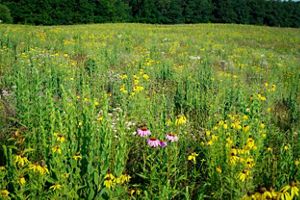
<box><xmin>137</xmin><ymin>127</ymin><xmax>151</xmax><ymax>137</ymax></box>
<box><xmin>160</xmin><ymin>140</ymin><xmax>167</xmax><ymax>148</ymax></box>
<box><xmin>166</xmin><ymin>133</ymin><xmax>179</xmax><ymax>142</ymax></box>
<box><xmin>147</xmin><ymin>138</ymin><xmax>160</xmax><ymax>147</ymax></box>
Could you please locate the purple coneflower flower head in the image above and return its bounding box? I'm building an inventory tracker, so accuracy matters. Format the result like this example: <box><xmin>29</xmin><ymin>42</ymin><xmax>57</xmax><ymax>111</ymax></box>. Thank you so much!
<box><xmin>147</xmin><ymin>138</ymin><xmax>160</xmax><ymax>147</ymax></box>
<box><xmin>166</xmin><ymin>133</ymin><xmax>179</xmax><ymax>142</ymax></box>
<box><xmin>160</xmin><ymin>140</ymin><xmax>167</xmax><ymax>148</ymax></box>
<box><xmin>137</xmin><ymin>127</ymin><xmax>151</xmax><ymax>137</ymax></box>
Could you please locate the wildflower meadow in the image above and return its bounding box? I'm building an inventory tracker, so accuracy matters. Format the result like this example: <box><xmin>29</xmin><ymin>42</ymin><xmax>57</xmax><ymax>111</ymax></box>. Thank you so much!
<box><xmin>0</xmin><ymin>24</ymin><xmax>299</xmax><ymax>199</ymax></box>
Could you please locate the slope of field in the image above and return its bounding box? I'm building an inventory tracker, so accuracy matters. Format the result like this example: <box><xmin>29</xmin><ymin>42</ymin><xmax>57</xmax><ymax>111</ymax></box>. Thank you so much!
<box><xmin>0</xmin><ymin>24</ymin><xmax>299</xmax><ymax>199</ymax></box>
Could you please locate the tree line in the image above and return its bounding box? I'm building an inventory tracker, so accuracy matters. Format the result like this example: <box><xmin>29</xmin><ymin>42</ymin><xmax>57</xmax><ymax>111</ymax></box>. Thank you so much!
<box><xmin>0</xmin><ymin>0</ymin><xmax>300</xmax><ymax>27</ymax></box>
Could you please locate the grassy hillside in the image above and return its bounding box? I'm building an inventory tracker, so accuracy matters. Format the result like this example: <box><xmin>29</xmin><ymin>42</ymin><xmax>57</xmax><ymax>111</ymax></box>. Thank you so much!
<box><xmin>0</xmin><ymin>24</ymin><xmax>300</xmax><ymax>199</ymax></box>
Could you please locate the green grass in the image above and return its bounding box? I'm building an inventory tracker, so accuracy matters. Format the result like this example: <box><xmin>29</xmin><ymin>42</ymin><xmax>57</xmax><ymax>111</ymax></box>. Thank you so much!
<box><xmin>0</xmin><ymin>23</ymin><xmax>299</xmax><ymax>200</ymax></box>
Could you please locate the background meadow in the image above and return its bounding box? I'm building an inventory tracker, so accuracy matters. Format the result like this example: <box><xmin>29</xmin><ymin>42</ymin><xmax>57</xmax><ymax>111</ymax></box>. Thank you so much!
<box><xmin>0</xmin><ymin>24</ymin><xmax>300</xmax><ymax>199</ymax></box>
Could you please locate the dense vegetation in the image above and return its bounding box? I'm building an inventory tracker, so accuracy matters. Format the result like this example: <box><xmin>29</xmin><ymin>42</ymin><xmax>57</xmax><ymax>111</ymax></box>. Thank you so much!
<box><xmin>0</xmin><ymin>23</ymin><xmax>299</xmax><ymax>199</ymax></box>
<box><xmin>0</xmin><ymin>0</ymin><xmax>300</xmax><ymax>27</ymax></box>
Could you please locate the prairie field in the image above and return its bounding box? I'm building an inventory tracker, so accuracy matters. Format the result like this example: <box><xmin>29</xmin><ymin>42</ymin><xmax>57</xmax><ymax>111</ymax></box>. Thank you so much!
<box><xmin>0</xmin><ymin>24</ymin><xmax>300</xmax><ymax>199</ymax></box>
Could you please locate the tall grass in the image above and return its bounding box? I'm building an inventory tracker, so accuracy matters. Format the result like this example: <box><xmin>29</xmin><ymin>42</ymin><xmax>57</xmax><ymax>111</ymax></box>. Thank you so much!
<box><xmin>0</xmin><ymin>24</ymin><xmax>299</xmax><ymax>199</ymax></box>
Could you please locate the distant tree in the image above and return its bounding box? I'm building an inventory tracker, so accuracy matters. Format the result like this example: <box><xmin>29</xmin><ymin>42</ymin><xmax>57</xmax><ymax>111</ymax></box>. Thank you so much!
<box><xmin>264</xmin><ymin>0</ymin><xmax>279</xmax><ymax>26</ymax></box>
<box><xmin>165</xmin><ymin>0</ymin><xmax>184</xmax><ymax>23</ymax></box>
<box><xmin>233</xmin><ymin>0</ymin><xmax>250</xmax><ymax>24</ymax></box>
<box><xmin>74</xmin><ymin>0</ymin><xmax>95</xmax><ymax>23</ymax></box>
<box><xmin>0</xmin><ymin>0</ymin><xmax>299</xmax><ymax>27</ymax></box>
<box><xmin>247</xmin><ymin>0</ymin><xmax>266</xmax><ymax>25</ymax></box>
<box><xmin>0</xmin><ymin>4</ymin><xmax>12</xmax><ymax>23</ymax></box>
<box><xmin>137</xmin><ymin>0</ymin><xmax>160</xmax><ymax>23</ymax></box>
<box><xmin>94</xmin><ymin>0</ymin><xmax>129</xmax><ymax>22</ymax></box>
<box><xmin>184</xmin><ymin>0</ymin><xmax>213</xmax><ymax>23</ymax></box>
<box><xmin>51</xmin><ymin>0</ymin><xmax>76</xmax><ymax>24</ymax></box>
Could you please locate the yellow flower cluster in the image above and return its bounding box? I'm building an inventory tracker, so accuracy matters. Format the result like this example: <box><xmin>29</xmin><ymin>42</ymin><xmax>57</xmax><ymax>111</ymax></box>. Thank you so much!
<box><xmin>14</xmin><ymin>155</ymin><xmax>29</xmax><ymax>167</ymax></box>
<box><xmin>54</xmin><ymin>132</ymin><xmax>66</xmax><ymax>143</ymax></box>
<box><xmin>29</xmin><ymin>162</ymin><xmax>49</xmax><ymax>175</ymax></box>
<box><xmin>188</xmin><ymin>152</ymin><xmax>199</xmax><ymax>164</ymax></box>
<box><xmin>129</xmin><ymin>188</ymin><xmax>142</xmax><ymax>196</ymax></box>
<box><xmin>103</xmin><ymin>173</ymin><xmax>131</xmax><ymax>189</ymax></box>
<box><xmin>49</xmin><ymin>183</ymin><xmax>62</xmax><ymax>191</ymax></box>
<box><xmin>175</xmin><ymin>114</ymin><xmax>187</xmax><ymax>126</ymax></box>
<box><xmin>242</xmin><ymin>181</ymin><xmax>299</xmax><ymax>200</ymax></box>
<box><xmin>264</xmin><ymin>82</ymin><xmax>276</xmax><ymax>92</ymax></box>
<box><xmin>119</xmin><ymin>69</ymin><xmax>150</xmax><ymax>96</ymax></box>
<box><xmin>19</xmin><ymin>177</ymin><xmax>26</xmax><ymax>186</ymax></box>
<box><xmin>0</xmin><ymin>189</ymin><xmax>9</xmax><ymax>198</ymax></box>
<box><xmin>257</xmin><ymin>93</ymin><xmax>267</xmax><ymax>101</ymax></box>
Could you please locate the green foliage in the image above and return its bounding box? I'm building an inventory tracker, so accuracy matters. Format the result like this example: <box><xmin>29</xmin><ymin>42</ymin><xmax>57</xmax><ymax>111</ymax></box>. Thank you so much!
<box><xmin>1</xmin><ymin>0</ymin><xmax>300</xmax><ymax>27</ymax></box>
<box><xmin>0</xmin><ymin>22</ymin><xmax>300</xmax><ymax>200</ymax></box>
<box><xmin>0</xmin><ymin>4</ymin><xmax>12</xmax><ymax>23</ymax></box>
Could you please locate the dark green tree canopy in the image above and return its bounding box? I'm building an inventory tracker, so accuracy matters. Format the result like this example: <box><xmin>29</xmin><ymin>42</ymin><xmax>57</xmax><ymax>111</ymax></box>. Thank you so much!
<box><xmin>0</xmin><ymin>4</ymin><xmax>13</xmax><ymax>23</ymax></box>
<box><xmin>0</xmin><ymin>0</ymin><xmax>299</xmax><ymax>27</ymax></box>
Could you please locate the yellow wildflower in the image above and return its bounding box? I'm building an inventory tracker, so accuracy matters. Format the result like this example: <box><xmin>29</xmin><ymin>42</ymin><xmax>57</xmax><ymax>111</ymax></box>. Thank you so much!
<box><xmin>238</xmin><ymin>170</ymin><xmax>250</xmax><ymax>182</ymax></box>
<box><xmin>133</xmin><ymin>85</ymin><xmax>144</xmax><ymax>92</ymax></box>
<box><xmin>257</xmin><ymin>94</ymin><xmax>266</xmax><ymax>101</ymax></box>
<box><xmin>267</xmin><ymin>147</ymin><xmax>273</xmax><ymax>152</ymax></box>
<box><xmin>97</xmin><ymin>115</ymin><xmax>103</xmax><ymax>122</ymax></box>
<box><xmin>211</xmin><ymin>135</ymin><xmax>218</xmax><ymax>141</ymax></box>
<box><xmin>0</xmin><ymin>189</ymin><xmax>9</xmax><ymax>198</ymax></box>
<box><xmin>83</xmin><ymin>97</ymin><xmax>89</xmax><ymax>102</ymax></box>
<box><xmin>243</xmin><ymin>115</ymin><xmax>249</xmax><ymax>121</ymax></box>
<box><xmin>290</xmin><ymin>181</ymin><xmax>299</xmax><ymax>199</ymax></box>
<box><xmin>73</xmin><ymin>153</ymin><xmax>82</xmax><ymax>161</ymax></box>
<box><xmin>241</xmin><ymin>192</ymin><xmax>255</xmax><ymax>200</ymax></box>
<box><xmin>245</xmin><ymin>137</ymin><xmax>256</xmax><ymax>150</ymax></box>
<box><xmin>103</xmin><ymin>173</ymin><xmax>116</xmax><ymax>189</ymax></box>
<box><xmin>54</xmin><ymin>132</ymin><xmax>65</xmax><ymax>143</ymax></box>
<box><xmin>226</xmin><ymin>137</ymin><xmax>233</xmax><ymax>148</ymax></box>
<box><xmin>207</xmin><ymin>140</ymin><xmax>213</xmax><ymax>146</ymax></box>
<box><xmin>14</xmin><ymin>155</ymin><xmax>29</xmax><ymax>167</ymax></box>
<box><xmin>50</xmin><ymin>183</ymin><xmax>62</xmax><ymax>191</ymax></box>
<box><xmin>218</xmin><ymin>120</ymin><xmax>224</xmax><ymax>126</ymax></box>
<box><xmin>245</xmin><ymin>157</ymin><xmax>255</xmax><ymax>168</ymax></box>
<box><xmin>188</xmin><ymin>152</ymin><xmax>198</xmax><ymax>164</ymax></box>
<box><xmin>279</xmin><ymin>185</ymin><xmax>292</xmax><ymax>200</ymax></box>
<box><xmin>130</xmin><ymin>189</ymin><xmax>142</xmax><ymax>196</ymax></box>
<box><xmin>104</xmin><ymin>173</ymin><xmax>115</xmax><ymax>180</ymax></box>
<box><xmin>29</xmin><ymin>162</ymin><xmax>49</xmax><ymax>175</ymax></box>
<box><xmin>120</xmin><ymin>74</ymin><xmax>128</xmax><ymax>80</ymax></box>
<box><xmin>229</xmin><ymin>148</ymin><xmax>239</xmax><ymax>165</ymax></box>
<box><xmin>94</xmin><ymin>101</ymin><xmax>99</xmax><ymax>106</ymax></box>
<box><xmin>104</xmin><ymin>179</ymin><xmax>115</xmax><ymax>189</ymax></box>
<box><xmin>261</xmin><ymin>191</ymin><xmax>273</xmax><ymax>199</ymax></box>
<box><xmin>260</xmin><ymin>122</ymin><xmax>265</xmax><ymax>129</ymax></box>
<box><xmin>270</xmin><ymin>84</ymin><xmax>276</xmax><ymax>92</ymax></box>
<box><xmin>205</xmin><ymin>130</ymin><xmax>211</xmax><ymax>137</ymax></box>
<box><xmin>216</xmin><ymin>166</ymin><xmax>222</xmax><ymax>174</ymax></box>
<box><xmin>133</xmin><ymin>78</ymin><xmax>139</xmax><ymax>85</ymax></box>
<box><xmin>223</xmin><ymin>123</ymin><xmax>228</xmax><ymax>129</ymax></box>
<box><xmin>120</xmin><ymin>84</ymin><xmax>128</xmax><ymax>94</ymax></box>
<box><xmin>142</xmin><ymin>74</ymin><xmax>149</xmax><ymax>80</ymax></box>
<box><xmin>243</xmin><ymin>125</ymin><xmax>250</xmax><ymax>133</ymax></box>
<box><xmin>264</xmin><ymin>82</ymin><xmax>269</xmax><ymax>87</ymax></box>
<box><xmin>284</xmin><ymin>145</ymin><xmax>289</xmax><ymax>151</ymax></box>
<box><xmin>114</xmin><ymin>174</ymin><xmax>131</xmax><ymax>184</ymax></box>
<box><xmin>52</xmin><ymin>146</ymin><xmax>62</xmax><ymax>154</ymax></box>
<box><xmin>19</xmin><ymin>177</ymin><xmax>26</xmax><ymax>185</ymax></box>
<box><xmin>175</xmin><ymin>115</ymin><xmax>187</xmax><ymax>126</ymax></box>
